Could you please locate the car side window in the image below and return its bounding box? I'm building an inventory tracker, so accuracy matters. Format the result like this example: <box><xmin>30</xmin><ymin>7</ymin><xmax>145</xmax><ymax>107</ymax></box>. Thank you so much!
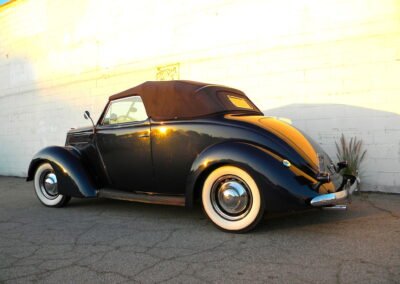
<box><xmin>102</xmin><ymin>96</ymin><xmax>148</xmax><ymax>125</ymax></box>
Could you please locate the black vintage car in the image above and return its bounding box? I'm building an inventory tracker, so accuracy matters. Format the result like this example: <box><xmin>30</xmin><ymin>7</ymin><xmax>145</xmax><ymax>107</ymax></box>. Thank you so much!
<box><xmin>27</xmin><ymin>80</ymin><xmax>350</xmax><ymax>232</ymax></box>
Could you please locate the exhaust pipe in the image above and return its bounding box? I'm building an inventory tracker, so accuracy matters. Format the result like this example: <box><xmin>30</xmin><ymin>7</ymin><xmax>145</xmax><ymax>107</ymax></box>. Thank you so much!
<box><xmin>322</xmin><ymin>205</ymin><xmax>347</xmax><ymax>211</ymax></box>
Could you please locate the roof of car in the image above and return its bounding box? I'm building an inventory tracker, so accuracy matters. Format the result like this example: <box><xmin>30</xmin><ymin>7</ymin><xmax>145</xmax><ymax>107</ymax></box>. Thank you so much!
<box><xmin>108</xmin><ymin>80</ymin><xmax>262</xmax><ymax>120</ymax></box>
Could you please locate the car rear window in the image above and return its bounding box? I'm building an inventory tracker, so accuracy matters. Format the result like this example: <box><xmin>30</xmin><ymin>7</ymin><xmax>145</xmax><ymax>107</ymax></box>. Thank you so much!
<box><xmin>227</xmin><ymin>95</ymin><xmax>254</xmax><ymax>110</ymax></box>
<box><xmin>217</xmin><ymin>91</ymin><xmax>257</xmax><ymax>111</ymax></box>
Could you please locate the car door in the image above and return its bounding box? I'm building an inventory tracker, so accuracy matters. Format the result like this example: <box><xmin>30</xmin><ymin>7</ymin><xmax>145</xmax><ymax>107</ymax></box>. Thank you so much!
<box><xmin>96</xmin><ymin>96</ymin><xmax>153</xmax><ymax>192</ymax></box>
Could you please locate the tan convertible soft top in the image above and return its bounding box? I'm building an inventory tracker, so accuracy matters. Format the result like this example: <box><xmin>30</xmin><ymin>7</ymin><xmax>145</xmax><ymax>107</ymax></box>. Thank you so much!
<box><xmin>109</xmin><ymin>80</ymin><xmax>262</xmax><ymax>120</ymax></box>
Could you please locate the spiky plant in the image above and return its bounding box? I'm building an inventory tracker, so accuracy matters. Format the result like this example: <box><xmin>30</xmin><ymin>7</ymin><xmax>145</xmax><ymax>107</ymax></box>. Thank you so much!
<box><xmin>335</xmin><ymin>134</ymin><xmax>367</xmax><ymax>177</ymax></box>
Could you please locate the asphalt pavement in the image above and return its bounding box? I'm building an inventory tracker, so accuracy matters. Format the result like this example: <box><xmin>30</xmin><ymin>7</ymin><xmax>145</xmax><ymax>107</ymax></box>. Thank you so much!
<box><xmin>0</xmin><ymin>176</ymin><xmax>399</xmax><ymax>283</ymax></box>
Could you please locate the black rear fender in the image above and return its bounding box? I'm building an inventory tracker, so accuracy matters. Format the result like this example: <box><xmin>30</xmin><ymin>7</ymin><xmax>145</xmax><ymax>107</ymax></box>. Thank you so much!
<box><xmin>185</xmin><ymin>141</ymin><xmax>319</xmax><ymax>211</ymax></box>
<box><xmin>27</xmin><ymin>146</ymin><xmax>97</xmax><ymax>198</ymax></box>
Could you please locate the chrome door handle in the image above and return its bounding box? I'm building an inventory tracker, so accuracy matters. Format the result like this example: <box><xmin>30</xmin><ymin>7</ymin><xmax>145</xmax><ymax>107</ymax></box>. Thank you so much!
<box><xmin>138</xmin><ymin>133</ymin><xmax>150</xmax><ymax>138</ymax></box>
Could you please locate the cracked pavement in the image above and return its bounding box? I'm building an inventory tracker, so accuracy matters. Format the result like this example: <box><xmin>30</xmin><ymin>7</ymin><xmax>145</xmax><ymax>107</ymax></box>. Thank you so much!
<box><xmin>0</xmin><ymin>177</ymin><xmax>399</xmax><ymax>283</ymax></box>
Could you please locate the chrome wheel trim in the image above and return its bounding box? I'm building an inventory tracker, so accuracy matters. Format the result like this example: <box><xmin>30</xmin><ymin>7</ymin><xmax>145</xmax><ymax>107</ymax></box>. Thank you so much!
<box><xmin>34</xmin><ymin>163</ymin><xmax>64</xmax><ymax>206</ymax></box>
<box><xmin>39</xmin><ymin>171</ymin><xmax>58</xmax><ymax>199</ymax></box>
<box><xmin>202</xmin><ymin>166</ymin><xmax>262</xmax><ymax>232</ymax></box>
<box><xmin>210</xmin><ymin>175</ymin><xmax>252</xmax><ymax>221</ymax></box>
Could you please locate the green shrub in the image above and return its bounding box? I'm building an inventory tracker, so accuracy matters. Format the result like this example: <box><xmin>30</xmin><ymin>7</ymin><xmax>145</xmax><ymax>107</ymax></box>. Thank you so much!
<box><xmin>335</xmin><ymin>134</ymin><xmax>367</xmax><ymax>177</ymax></box>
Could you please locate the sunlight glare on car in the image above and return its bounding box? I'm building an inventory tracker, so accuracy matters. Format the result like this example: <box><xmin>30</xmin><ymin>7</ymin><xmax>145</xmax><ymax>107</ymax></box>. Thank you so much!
<box><xmin>158</xmin><ymin>126</ymin><xmax>168</xmax><ymax>135</ymax></box>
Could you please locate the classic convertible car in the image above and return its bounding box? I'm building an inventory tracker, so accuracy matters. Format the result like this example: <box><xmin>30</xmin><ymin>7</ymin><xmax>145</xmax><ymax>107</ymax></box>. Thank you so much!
<box><xmin>27</xmin><ymin>80</ymin><xmax>350</xmax><ymax>232</ymax></box>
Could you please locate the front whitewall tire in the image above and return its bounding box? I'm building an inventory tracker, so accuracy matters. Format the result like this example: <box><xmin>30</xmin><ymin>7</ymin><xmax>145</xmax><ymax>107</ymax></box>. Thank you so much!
<box><xmin>202</xmin><ymin>165</ymin><xmax>264</xmax><ymax>232</ymax></box>
<box><xmin>34</xmin><ymin>163</ymin><xmax>70</xmax><ymax>207</ymax></box>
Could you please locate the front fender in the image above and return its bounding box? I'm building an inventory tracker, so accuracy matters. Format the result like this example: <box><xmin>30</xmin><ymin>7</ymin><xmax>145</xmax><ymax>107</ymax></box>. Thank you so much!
<box><xmin>27</xmin><ymin>146</ymin><xmax>97</xmax><ymax>198</ymax></box>
<box><xmin>185</xmin><ymin>141</ymin><xmax>319</xmax><ymax>211</ymax></box>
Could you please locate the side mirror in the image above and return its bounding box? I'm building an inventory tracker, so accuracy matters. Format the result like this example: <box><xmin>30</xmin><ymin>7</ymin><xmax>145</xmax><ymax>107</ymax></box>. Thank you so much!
<box><xmin>84</xmin><ymin>110</ymin><xmax>91</xmax><ymax>120</ymax></box>
<box><xmin>83</xmin><ymin>110</ymin><xmax>95</xmax><ymax>134</ymax></box>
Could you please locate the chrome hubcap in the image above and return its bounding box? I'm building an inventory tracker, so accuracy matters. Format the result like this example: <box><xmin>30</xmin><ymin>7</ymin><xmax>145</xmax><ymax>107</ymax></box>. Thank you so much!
<box><xmin>44</xmin><ymin>173</ymin><xmax>57</xmax><ymax>195</ymax></box>
<box><xmin>218</xmin><ymin>182</ymin><xmax>248</xmax><ymax>214</ymax></box>
<box><xmin>211</xmin><ymin>175</ymin><xmax>252</xmax><ymax>221</ymax></box>
<box><xmin>40</xmin><ymin>171</ymin><xmax>58</xmax><ymax>199</ymax></box>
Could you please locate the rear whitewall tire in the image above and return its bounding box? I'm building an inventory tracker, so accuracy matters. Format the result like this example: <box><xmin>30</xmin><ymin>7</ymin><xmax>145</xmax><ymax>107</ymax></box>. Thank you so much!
<box><xmin>202</xmin><ymin>165</ymin><xmax>264</xmax><ymax>232</ymax></box>
<box><xmin>34</xmin><ymin>163</ymin><xmax>70</xmax><ymax>207</ymax></box>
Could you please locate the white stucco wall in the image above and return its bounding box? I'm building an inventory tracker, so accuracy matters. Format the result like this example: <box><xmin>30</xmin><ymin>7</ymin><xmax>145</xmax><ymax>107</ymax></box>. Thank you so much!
<box><xmin>0</xmin><ymin>0</ymin><xmax>399</xmax><ymax>192</ymax></box>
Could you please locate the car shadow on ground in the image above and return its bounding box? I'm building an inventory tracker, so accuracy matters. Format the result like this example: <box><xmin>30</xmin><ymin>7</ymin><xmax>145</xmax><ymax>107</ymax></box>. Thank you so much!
<box><xmin>64</xmin><ymin>193</ymin><xmax>381</xmax><ymax>233</ymax></box>
<box><xmin>256</xmin><ymin>193</ymin><xmax>397</xmax><ymax>233</ymax></box>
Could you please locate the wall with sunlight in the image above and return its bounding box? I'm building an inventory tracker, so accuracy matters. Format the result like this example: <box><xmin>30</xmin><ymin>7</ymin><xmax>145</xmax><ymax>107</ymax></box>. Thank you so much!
<box><xmin>0</xmin><ymin>0</ymin><xmax>399</xmax><ymax>192</ymax></box>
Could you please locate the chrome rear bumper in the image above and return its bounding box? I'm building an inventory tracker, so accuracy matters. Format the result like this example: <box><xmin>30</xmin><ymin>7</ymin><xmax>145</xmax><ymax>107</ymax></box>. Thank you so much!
<box><xmin>310</xmin><ymin>182</ymin><xmax>350</xmax><ymax>207</ymax></box>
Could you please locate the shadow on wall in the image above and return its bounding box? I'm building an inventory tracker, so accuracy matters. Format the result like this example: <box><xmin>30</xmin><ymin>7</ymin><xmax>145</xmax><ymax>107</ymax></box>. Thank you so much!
<box><xmin>263</xmin><ymin>104</ymin><xmax>400</xmax><ymax>194</ymax></box>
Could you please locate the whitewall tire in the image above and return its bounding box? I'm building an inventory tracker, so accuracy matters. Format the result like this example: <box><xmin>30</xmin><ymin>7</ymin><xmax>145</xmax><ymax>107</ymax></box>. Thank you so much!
<box><xmin>202</xmin><ymin>165</ymin><xmax>264</xmax><ymax>232</ymax></box>
<box><xmin>34</xmin><ymin>163</ymin><xmax>70</xmax><ymax>207</ymax></box>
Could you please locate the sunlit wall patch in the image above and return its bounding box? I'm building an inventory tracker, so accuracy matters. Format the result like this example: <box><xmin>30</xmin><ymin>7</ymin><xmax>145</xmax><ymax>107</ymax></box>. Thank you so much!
<box><xmin>282</xmin><ymin>160</ymin><xmax>291</xmax><ymax>168</ymax></box>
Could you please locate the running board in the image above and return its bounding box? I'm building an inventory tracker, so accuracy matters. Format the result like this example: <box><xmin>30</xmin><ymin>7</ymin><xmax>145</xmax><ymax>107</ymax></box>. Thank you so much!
<box><xmin>98</xmin><ymin>189</ymin><xmax>185</xmax><ymax>207</ymax></box>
